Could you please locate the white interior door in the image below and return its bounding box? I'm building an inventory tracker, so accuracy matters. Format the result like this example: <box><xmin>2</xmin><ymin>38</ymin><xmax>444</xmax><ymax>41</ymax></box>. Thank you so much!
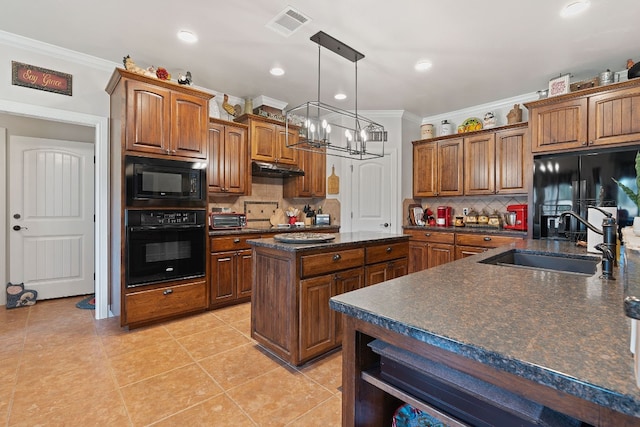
<box><xmin>8</xmin><ymin>136</ymin><xmax>94</xmax><ymax>300</ymax></box>
<box><xmin>348</xmin><ymin>150</ymin><xmax>396</xmax><ymax>233</ymax></box>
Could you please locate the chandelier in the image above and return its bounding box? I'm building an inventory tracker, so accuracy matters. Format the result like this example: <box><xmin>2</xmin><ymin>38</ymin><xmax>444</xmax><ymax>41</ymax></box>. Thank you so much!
<box><xmin>285</xmin><ymin>31</ymin><xmax>386</xmax><ymax>160</ymax></box>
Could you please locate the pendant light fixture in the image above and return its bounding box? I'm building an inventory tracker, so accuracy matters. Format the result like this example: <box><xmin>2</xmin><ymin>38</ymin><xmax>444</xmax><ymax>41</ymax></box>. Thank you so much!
<box><xmin>285</xmin><ymin>31</ymin><xmax>386</xmax><ymax>160</ymax></box>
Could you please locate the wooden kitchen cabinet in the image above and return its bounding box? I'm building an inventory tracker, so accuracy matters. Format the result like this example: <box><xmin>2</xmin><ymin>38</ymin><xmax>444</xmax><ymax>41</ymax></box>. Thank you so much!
<box><xmin>527</xmin><ymin>79</ymin><xmax>640</xmax><ymax>153</ymax></box>
<box><xmin>413</xmin><ymin>139</ymin><xmax>463</xmax><ymax>197</ymax></box>
<box><xmin>208</xmin><ymin>118</ymin><xmax>249</xmax><ymax>195</ymax></box>
<box><xmin>464</xmin><ymin>124</ymin><xmax>529</xmax><ymax>195</ymax></box>
<box><xmin>454</xmin><ymin>233</ymin><xmax>525</xmax><ymax>260</ymax></box>
<box><xmin>124</xmin><ymin>280</ymin><xmax>207</xmax><ymax>326</ymax></box>
<box><xmin>299</xmin><ymin>267</ymin><xmax>364</xmax><ymax>361</ymax></box>
<box><xmin>236</xmin><ymin>114</ymin><xmax>299</xmax><ymax>165</ymax></box>
<box><xmin>283</xmin><ymin>147</ymin><xmax>326</xmax><ymax>198</ymax></box>
<box><xmin>404</xmin><ymin>229</ymin><xmax>455</xmax><ymax>272</ymax></box>
<box><xmin>108</xmin><ymin>69</ymin><xmax>211</xmax><ymax>159</ymax></box>
<box><xmin>364</xmin><ymin>241</ymin><xmax>409</xmax><ymax>286</ymax></box>
<box><xmin>209</xmin><ymin>234</ymin><xmax>260</xmax><ymax>308</ymax></box>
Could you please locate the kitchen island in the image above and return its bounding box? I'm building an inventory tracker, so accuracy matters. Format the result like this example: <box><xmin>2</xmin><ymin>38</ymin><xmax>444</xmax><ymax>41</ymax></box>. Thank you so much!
<box><xmin>330</xmin><ymin>239</ymin><xmax>640</xmax><ymax>426</ymax></box>
<box><xmin>248</xmin><ymin>231</ymin><xmax>409</xmax><ymax>366</ymax></box>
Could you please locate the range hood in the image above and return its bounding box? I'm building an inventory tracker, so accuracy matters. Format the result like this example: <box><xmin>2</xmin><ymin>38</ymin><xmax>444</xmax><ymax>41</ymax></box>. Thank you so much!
<box><xmin>251</xmin><ymin>161</ymin><xmax>305</xmax><ymax>178</ymax></box>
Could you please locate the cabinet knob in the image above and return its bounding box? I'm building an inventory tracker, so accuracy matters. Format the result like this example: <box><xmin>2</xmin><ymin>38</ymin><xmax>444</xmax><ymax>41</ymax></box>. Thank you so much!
<box><xmin>163</xmin><ymin>289</ymin><xmax>173</xmax><ymax>295</ymax></box>
<box><xmin>424</xmin><ymin>233</ymin><xmax>431</xmax><ymax>237</ymax></box>
<box><xmin>386</xmin><ymin>247</ymin><xmax>392</xmax><ymax>253</ymax></box>
<box><xmin>588</xmin><ymin>140</ymin><xmax>594</xmax><ymax>145</ymax></box>
<box><xmin>233</xmin><ymin>238</ymin><xmax>240</xmax><ymax>243</ymax></box>
<box><xmin>483</xmin><ymin>236</ymin><xmax>492</xmax><ymax>241</ymax></box>
<box><xmin>581</xmin><ymin>141</ymin><xmax>587</xmax><ymax>146</ymax></box>
<box><xmin>333</xmin><ymin>253</ymin><xmax>342</xmax><ymax>261</ymax></box>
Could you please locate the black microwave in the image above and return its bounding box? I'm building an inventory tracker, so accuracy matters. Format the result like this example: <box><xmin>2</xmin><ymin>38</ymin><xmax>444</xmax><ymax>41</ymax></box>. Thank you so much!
<box><xmin>125</xmin><ymin>155</ymin><xmax>207</xmax><ymax>207</ymax></box>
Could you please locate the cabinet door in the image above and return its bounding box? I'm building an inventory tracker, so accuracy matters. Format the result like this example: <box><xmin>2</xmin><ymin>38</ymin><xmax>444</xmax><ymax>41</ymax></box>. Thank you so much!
<box><xmin>310</xmin><ymin>149</ymin><xmax>326</xmax><ymax>196</ymax></box>
<box><xmin>387</xmin><ymin>258</ymin><xmax>408</xmax><ymax>280</ymax></box>
<box><xmin>413</xmin><ymin>142</ymin><xmax>438</xmax><ymax>197</ymax></box>
<box><xmin>125</xmin><ymin>80</ymin><xmax>171</xmax><ymax>154</ymax></box>
<box><xmin>495</xmin><ymin>127</ymin><xmax>528</xmax><ymax>194</ymax></box>
<box><xmin>427</xmin><ymin>244</ymin><xmax>454</xmax><ymax>268</ymax></box>
<box><xmin>530</xmin><ymin>98</ymin><xmax>588</xmax><ymax>153</ymax></box>
<box><xmin>170</xmin><ymin>92</ymin><xmax>208</xmax><ymax>159</ymax></box>
<box><xmin>284</xmin><ymin>148</ymin><xmax>322</xmax><ymax>198</ymax></box>
<box><xmin>276</xmin><ymin>125</ymin><xmax>298</xmax><ymax>165</ymax></box>
<box><xmin>250</xmin><ymin>121</ymin><xmax>277</xmax><ymax>162</ymax></box>
<box><xmin>236</xmin><ymin>249</ymin><xmax>253</xmax><ymax>299</ymax></box>
<box><xmin>208</xmin><ymin>123</ymin><xmax>225</xmax><ymax>192</ymax></box>
<box><xmin>408</xmin><ymin>241</ymin><xmax>428</xmax><ymax>273</ymax></box>
<box><xmin>365</xmin><ymin>262</ymin><xmax>388</xmax><ymax>287</ymax></box>
<box><xmin>438</xmin><ymin>139</ymin><xmax>464</xmax><ymax>196</ymax></box>
<box><xmin>588</xmin><ymin>85</ymin><xmax>640</xmax><ymax>147</ymax></box>
<box><xmin>299</xmin><ymin>274</ymin><xmax>337</xmax><ymax>361</ymax></box>
<box><xmin>335</xmin><ymin>267</ymin><xmax>365</xmax><ymax>345</ymax></box>
<box><xmin>210</xmin><ymin>251</ymin><xmax>237</xmax><ymax>306</ymax></box>
<box><xmin>455</xmin><ymin>245</ymin><xmax>487</xmax><ymax>260</ymax></box>
<box><xmin>464</xmin><ymin>133</ymin><xmax>495</xmax><ymax>195</ymax></box>
<box><xmin>224</xmin><ymin>125</ymin><xmax>248</xmax><ymax>194</ymax></box>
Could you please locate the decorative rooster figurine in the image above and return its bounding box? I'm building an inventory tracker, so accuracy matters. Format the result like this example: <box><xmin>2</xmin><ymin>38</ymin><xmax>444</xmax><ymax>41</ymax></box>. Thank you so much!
<box><xmin>222</xmin><ymin>94</ymin><xmax>237</xmax><ymax>118</ymax></box>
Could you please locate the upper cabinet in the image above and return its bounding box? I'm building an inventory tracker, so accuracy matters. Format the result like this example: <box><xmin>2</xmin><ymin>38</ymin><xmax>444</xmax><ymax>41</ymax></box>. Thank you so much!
<box><xmin>464</xmin><ymin>124</ymin><xmax>529</xmax><ymax>195</ymax></box>
<box><xmin>208</xmin><ymin>118</ymin><xmax>249</xmax><ymax>195</ymax></box>
<box><xmin>413</xmin><ymin>138</ymin><xmax>463</xmax><ymax>198</ymax></box>
<box><xmin>284</xmin><ymin>148</ymin><xmax>326</xmax><ymax>198</ymax></box>
<box><xmin>106</xmin><ymin>68</ymin><xmax>212</xmax><ymax>160</ymax></box>
<box><xmin>414</xmin><ymin>123</ymin><xmax>528</xmax><ymax>198</ymax></box>
<box><xmin>526</xmin><ymin>79</ymin><xmax>640</xmax><ymax>153</ymax></box>
<box><xmin>235</xmin><ymin>114</ymin><xmax>299</xmax><ymax>165</ymax></box>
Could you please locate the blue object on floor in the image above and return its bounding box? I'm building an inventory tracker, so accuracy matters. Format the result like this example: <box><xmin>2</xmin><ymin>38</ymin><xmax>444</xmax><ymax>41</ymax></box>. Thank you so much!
<box><xmin>76</xmin><ymin>295</ymin><xmax>95</xmax><ymax>310</ymax></box>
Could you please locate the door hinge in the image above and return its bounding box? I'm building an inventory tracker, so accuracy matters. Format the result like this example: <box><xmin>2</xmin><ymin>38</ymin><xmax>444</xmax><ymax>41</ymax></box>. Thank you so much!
<box><xmin>94</xmin><ymin>214</ymin><xmax>96</xmax><ymax>222</ymax></box>
<box><xmin>350</xmin><ymin>212</ymin><xmax>353</xmax><ymax>218</ymax></box>
<box><xmin>350</xmin><ymin>164</ymin><xmax>353</xmax><ymax>172</ymax></box>
<box><xmin>93</xmin><ymin>155</ymin><xmax>96</xmax><ymax>164</ymax></box>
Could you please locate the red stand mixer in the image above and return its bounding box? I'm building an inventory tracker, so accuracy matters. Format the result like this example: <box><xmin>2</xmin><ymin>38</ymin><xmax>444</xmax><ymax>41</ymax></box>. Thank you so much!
<box><xmin>503</xmin><ymin>204</ymin><xmax>528</xmax><ymax>231</ymax></box>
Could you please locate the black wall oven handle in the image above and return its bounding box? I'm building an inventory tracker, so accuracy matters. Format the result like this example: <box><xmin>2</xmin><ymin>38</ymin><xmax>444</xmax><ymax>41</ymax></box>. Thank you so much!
<box><xmin>129</xmin><ymin>224</ymin><xmax>205</xmax><ymax>232</ymax></box>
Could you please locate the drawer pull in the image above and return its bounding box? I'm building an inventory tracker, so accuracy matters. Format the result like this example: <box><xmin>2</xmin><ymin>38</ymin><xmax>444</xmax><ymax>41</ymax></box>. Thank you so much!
<box><xmin>386</xmin><ymin>247</ymin><xmax>392</xmax><ymax>253</ymax></box>
<box><xmin>233</xmin><ymin>238</ymin><xmax>241</xmax><ymax>243</ymax></box>
<box><xmin>163</xmin><ymin>289</ymin><xmax>173</xmax><ymax>295</ymax></box>
<box><xmin>424</xmin><ymin>233</ymin><xmax>431</xmax><ymax>237</ymax></box>
<box><xmin>333</xmin><ymin>254</ymin><xmax>342</xmax><ymax>261</ymax></box>
<box><xmin>483</xmin><ymin>236</ymin><xmax>492</xmax><ymax>241</ymax></box>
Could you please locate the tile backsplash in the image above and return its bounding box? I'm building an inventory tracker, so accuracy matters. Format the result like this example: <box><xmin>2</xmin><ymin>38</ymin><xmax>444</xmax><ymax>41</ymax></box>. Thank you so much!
<box><xmin>208</xmin><ymin>176</ymin><xmax>340</xmax><ymax>225</ymax></box>
<box><xmin>403</xmin><ymin>195</ymin><xmax>528</xmax><ymax>225</ymax></box>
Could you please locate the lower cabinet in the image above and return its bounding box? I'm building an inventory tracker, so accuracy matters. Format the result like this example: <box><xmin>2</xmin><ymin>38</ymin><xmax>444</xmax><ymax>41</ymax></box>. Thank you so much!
<box><xmin>209</xmin><ymin>234</ymin><xmax>260</xmax><ymax>308</ymax></box>
<box><xmin>124</xmin><ymin>280</ymin><xmax>207</xmax><ymax>326</ymax></box>
<box><xmin>252</xmin><ymin>237</ymin><xmax>409</xmax><ymax>365</ymax></box>
<box><xmin>405</xmin><ymin>228</ymin><xmax>525</xmax><ymax>271</ymax></box>
<box><xmin>299</xmin><ymin>267</ymin><xmax>364</xmax><ymax>361</ymax></box>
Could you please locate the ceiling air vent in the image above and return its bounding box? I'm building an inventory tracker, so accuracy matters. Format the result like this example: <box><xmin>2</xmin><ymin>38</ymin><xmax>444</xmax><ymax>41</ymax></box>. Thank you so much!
<box><xmin>266</xmin><ymin>6</ymin><xmax>311</xmax><ymax>37</ymax></box>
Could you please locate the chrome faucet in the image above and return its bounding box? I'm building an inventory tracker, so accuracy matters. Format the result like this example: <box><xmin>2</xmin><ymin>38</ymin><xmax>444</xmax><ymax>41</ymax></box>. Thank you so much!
<box><xmin>559</xmin><ymin>207</ymin><xmax>616</xmax><ymax>280</ymax></box>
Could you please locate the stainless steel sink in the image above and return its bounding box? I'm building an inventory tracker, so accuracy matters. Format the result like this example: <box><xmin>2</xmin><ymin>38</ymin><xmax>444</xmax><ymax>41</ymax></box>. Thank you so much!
<box><xmin>479</xmin><ymin>249</ymin><xmax>600</xmax><ymax>276</ymax></box>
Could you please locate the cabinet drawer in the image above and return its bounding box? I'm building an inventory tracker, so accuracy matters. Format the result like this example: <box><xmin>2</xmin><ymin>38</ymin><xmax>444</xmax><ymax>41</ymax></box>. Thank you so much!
<box><xmin>125</xmin><ymin>281</ymin><xmax>207</xmax><ymax>325</ymax></box>
<box><xmin>301</xmin><ymin>248</ymin><xmax>365</xmax><ymax>278</ymax></box>
<box><xmin>404</xmin><ymin>229</ymin><xmax>455</xmax><ymax>244</ymax></box>
<box><xmin>210</xmin><ymin>234</ymin><xmax>261</xmax><ymax>252</ymax></box>
<box><xmin>455</xmin><ymin>233</ymin><xmax>524</xmax><ymax>248</ymax></box>
<box><xmin>365</xmin><ymin>242</ymin><xmax>409</xmax><ymax>264</ymax></box>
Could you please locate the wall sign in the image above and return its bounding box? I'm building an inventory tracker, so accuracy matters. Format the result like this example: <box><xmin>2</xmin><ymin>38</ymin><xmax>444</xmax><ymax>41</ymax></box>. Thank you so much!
<box><xmin>11</xmin><ymin>61</ymin><xmax>72</xmax><ymax>96</ymax></box>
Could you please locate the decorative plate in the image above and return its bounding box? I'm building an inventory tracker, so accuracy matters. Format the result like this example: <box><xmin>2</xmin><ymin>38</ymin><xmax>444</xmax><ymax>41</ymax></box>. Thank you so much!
<box><xmin>392</xmin><ymin>404</ymin><xmax>444</xmax><ymax>427</ymax></box>
<box><xmin>461</xmin><ymin>117</ymin><xmax>482</xmax><ymax>132</ymax></box>
<box><xmin>273</xmin><ymin>233</ymin><xmax>336</xmax><ymax>243</ymax></box>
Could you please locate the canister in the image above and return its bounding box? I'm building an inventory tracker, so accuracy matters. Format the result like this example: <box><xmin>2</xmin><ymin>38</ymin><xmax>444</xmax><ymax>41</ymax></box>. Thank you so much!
<box><xmin>420</xmin><ymin>123</ymin><xmax>434</xmax><ymax>139</ymax></box>
<box><xmin>441</xmin><ymin>120</ymin><xmax>454</xmax><ymax>136</ymax></box>
<box><xmin>599</xmin><ymin>69</ymin><xmax>614</xmax><ymax>86</ymax></box>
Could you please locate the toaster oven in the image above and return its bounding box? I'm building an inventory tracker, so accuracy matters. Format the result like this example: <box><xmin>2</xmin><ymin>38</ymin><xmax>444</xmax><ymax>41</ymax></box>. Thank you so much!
<box><xmin>209</xmin><ymin>212</ymin><xmax>246</xmax><ymax>229</ymax></box>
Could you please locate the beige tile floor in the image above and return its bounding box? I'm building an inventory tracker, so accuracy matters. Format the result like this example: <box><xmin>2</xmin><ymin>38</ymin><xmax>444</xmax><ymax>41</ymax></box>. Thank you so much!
<box><xmin>0</xmin><ymin>297</ymin><xmax>342</xmax><ymax>426</ymax></box>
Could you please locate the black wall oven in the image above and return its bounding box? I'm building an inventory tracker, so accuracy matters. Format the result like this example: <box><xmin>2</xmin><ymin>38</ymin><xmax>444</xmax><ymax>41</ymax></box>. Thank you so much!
<box><xmin>125</xmin><ymin>210</ymin><xmax>206</xmax><ymax>288</ymax></box>
<box><xmin>125</xmin><ymin>155</ymin><xmax>207</xmax><ymax>207</ymax></box>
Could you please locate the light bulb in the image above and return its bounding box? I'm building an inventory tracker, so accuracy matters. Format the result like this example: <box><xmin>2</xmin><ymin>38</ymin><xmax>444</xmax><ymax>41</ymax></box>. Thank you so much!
<box><xmin>322</xmin><ymin>119</ymin><xmax>327</xmax><ymax>129</ymax></box>
<box><xmin>326</xmin><ymin>125</ymin><xmax>331</xmax><ymax>134</ymax></box>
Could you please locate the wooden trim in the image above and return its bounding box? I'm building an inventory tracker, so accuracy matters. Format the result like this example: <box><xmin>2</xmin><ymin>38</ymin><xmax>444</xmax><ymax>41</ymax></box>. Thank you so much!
<box><xmin>412</xmin><ymin>122</ymin><xmax>527</xmax><ymax>145</ymax></box>
<box><xmin>524</xmin><ymin>77</ymin><xmax>640</xmax><ymax>109</ymax></box>
<box><xmin>105</xmin><ymin>68</ymin><xmax>214</xmax><ymax>99</ymax></box>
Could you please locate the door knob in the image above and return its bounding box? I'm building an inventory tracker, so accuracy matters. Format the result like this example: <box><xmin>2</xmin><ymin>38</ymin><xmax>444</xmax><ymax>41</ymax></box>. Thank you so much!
<box><xmin>13</xmin><ymin>225</ymin><xmax>27</xmax><ymax>231</ymax></box>
<box><xmin>381</xmin><ymin>223</ymin><xmax>390</xmax><ymax>228</ymax></box>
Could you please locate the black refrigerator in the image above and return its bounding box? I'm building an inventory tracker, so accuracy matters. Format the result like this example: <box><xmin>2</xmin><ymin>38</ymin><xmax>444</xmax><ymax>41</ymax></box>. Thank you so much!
<box><xmin>532</xmin><ymin>146</ymin><xmax>639</xmax><ymax>240</ymax></box>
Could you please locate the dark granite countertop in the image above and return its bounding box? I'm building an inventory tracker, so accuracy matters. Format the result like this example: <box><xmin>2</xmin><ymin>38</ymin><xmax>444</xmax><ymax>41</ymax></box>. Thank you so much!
<box><xmin>330</xmin><ymin>239</ymin><xmax>640</xmax><ymax>418</ymax></box>
<box><xmin>403</xmin><ymin>224</ymin><xmax>528</xmax><ymax>237</ymax></box>
<box><xmin>247</xmin><ymin>231</ymin><xmax>409</xmax><ymax>253</ymax></box>
<box><xmin>209</xmin><ymin>224</ymin><xmax>339</xmax><ymax>236</ymax></box>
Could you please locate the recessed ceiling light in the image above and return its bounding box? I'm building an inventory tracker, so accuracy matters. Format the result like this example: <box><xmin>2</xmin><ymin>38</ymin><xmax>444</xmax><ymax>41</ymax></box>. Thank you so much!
<box><xmin>270</xmin><ymin>67</ymin><xmax>285</xmax><ymax>76</ymax></box>
<box><xmin>177</xmin><ymin>30</ymin><xmax>198</xmax><ymax>43</ymax></box>
<box><xmin>560</xmin><ymin>1</ymin><xmax>590</xmax><ymax>17</ymax></box>
<box><xmin>414</xmin><ymin>60</ymin><xmax>433</xmax><ymax>72</ymax></box>
<box><xmin>334</xmin><ymin>93</ymin><xmax>347</xmax><ymax>100</ymax></box>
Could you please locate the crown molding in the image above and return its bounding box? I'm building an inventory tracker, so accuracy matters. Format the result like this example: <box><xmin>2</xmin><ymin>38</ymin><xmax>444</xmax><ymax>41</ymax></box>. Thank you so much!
<box><xmin>0</xmin><ymin>30</ymin><xmax>117</xmax><ymax>72</ymax></box>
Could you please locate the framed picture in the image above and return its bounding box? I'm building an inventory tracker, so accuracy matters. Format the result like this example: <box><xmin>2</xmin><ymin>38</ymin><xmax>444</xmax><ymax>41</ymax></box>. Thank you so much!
<box><xmin>548</xmin><ymin>74</ymin><xmax>570</xmax><ymax>97</ymax></box>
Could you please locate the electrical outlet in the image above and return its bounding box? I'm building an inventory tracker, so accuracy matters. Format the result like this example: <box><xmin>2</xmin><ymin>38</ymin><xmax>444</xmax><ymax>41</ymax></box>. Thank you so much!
<box><xmin>462</xmin><ymin>207</ymin><xmax>469</xmax><ymax>216</ymax></box>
